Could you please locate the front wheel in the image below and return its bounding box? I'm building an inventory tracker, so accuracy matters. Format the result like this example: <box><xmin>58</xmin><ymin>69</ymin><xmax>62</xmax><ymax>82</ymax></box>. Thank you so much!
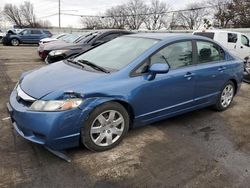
<box><xmin>213</xmin><ymin>81</ymin><xmax>235</xmax><ymax>111</ymax></box>
<box><xmin>11</xmin><ymin>38</ymin><xmax>20</xmax><ymax>46</ymax></box>
<box><xmin>81</xmin><ymin>102</ymin><xmax>130</xmax><ymax>151</ymax></box>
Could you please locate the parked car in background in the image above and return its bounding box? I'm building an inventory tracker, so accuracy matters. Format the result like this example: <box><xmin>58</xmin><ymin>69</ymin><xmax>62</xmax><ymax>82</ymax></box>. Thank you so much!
<box><xmin>39</xmin><ymin>33</ymin><xmax>67</xmax><ymax>45</ymax></box>
<box><xmin>2</xmin><ymin>28</ymin><xmax>52</xmax><ymax>46</ymax></box>
<box><xmin>38</xmin><ymin>34</ymin><xmax>80</xmax><ymax>60</ymax></box>
<box><xmin>8</xmin><ymin>34</ymin><xmax>243</xmax><ymax>152</ymax></box>
<box><xmin>193</xmin><ymin>30</ymin><xmax>250</xmax><ymax>83</ymax></box>
<box><xmin>193</xmin><ymin>30</ymin><xmax>250</xmax><ymax>60</ymax></box>
<box><xmin>0</xmin><ymin>29</ymin><xmax>5</xmax><ymax>43</ymax></box>
<box><xmin>44</xmin><ymin>30</ymin><xmax>134</xmax><ymax>64</ymax></box>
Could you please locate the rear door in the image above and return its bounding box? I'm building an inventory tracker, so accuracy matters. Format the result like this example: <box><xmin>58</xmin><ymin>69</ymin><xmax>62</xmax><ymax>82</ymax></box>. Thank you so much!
<box><xmin>193</xmin><ymin>40</ymin><xmax>228</xmax><ymax>105</ymax></box>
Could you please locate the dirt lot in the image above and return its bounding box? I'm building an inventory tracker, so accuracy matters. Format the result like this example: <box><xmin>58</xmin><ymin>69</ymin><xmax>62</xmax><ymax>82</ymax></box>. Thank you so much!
<box><xmin>0</xmin><ymin>45</ymin><xmax>250</xmax><ymax>188</ymax></box>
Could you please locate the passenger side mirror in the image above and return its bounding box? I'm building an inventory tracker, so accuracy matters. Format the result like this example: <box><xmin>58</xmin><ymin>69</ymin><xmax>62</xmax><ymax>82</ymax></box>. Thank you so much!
<box><xmin>148</xmin><ymin>63</ymin><xmax>170</xmax><ymax>80</ymax></box>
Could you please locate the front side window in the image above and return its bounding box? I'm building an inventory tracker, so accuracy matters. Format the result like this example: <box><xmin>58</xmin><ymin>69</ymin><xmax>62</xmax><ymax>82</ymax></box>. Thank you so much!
<box><xmin>21</xmin><ymin>30</ymin><xmax>30</xmax><ymax>35</ymax></box>
<box><xmin>150</xmin><ymin>41</ymin><xmax>193</xmax><ymax>69</ymax></box>
<box><xmin>241</xmin><ymin>35</ymin><xmax>249</xmax><ymax>47</ymax></box>
<box><xmin>197</xmin><ymin>41</ymin><xmax>225</xmax><ymax>64</ymax></box>
<box><xmin>228</xmin><ymin>33</ymin><xmax>238</xmax><ymax>43</ymax></box>
<box><xmin>75</xmin><ymin>37</ymin><xmax>159</xmax><ymax>70</ymax></box>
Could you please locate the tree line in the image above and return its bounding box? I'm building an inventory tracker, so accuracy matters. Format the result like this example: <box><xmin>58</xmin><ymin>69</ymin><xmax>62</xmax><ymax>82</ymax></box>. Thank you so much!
<box><xmin>1</xmin><ymin>0</ymin><xmax>250</xmax><ymax>30</ymax></box>
<box><xmin>81</xmin><ymin>0</ymin><xmax>250</xmax><ymax>30</ymax></box>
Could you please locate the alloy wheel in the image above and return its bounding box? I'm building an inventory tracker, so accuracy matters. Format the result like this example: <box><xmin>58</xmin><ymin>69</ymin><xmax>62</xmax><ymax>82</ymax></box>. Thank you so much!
<box><xmin>220</xmin><ymin>84</ymin><xmax>234</xmax><ymax>108</ymax></box>
<box><xmin>11</xmin><ymin>39</ymin><xmax>19</xmax><ymax>46</ymax></box>
<box><xmin>90</xmin><ymin>110</ymin><xmax>125</xmax><ymax>147</ymax></box>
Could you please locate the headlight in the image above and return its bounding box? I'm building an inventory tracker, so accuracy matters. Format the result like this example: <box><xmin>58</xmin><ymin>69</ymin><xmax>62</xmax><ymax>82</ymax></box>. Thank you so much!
<box><xmin>30</xmin><ymin>98</ymin><xmax>82</xmax><ymax>111</ymax></box>
<box><xmin>49</xmin><ymin>49</ymin><xmax>68</xmax><ymax>56</ymax></box>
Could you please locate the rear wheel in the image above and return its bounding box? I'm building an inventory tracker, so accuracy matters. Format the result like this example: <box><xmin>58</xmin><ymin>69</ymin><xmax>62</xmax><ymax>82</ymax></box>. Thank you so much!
<box><xmin>11</xmin><ymin>38</ymin><xmax>20</xmax><ymax>46</ymax></box>
<box><xmin>213</xmin><ymin>81</ymin><xmax>235</xmax><ymax>111</ymax></box>
<box><xmin>81</xmin><ymin>102</ymin><xmax>129</xmax><ymax>151</ymax></box>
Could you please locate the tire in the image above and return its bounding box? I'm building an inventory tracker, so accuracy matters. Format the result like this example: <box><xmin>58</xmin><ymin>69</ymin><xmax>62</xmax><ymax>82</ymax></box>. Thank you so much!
<box><xmin>81</xmin><ymin>102</ymin><xmax>130</xmax><ymax>151</ymax></box>
<box><xmin>213</xmin><ymin>81</ymin><xmax>235</xmax><ymax>111</ymax></box>
<box><xmin>10</xmin><ymin>38</ymin><xmax>20</xmax><ymax>46</ymax></box>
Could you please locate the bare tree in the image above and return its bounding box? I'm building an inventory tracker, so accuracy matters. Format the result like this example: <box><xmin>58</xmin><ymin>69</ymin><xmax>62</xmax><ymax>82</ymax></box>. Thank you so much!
<box><xmin>4</xmin><ymin>3</ymin><xmax>24</xmax><ymax>27</ymax></box>
<box><xmin>80</xmin><ymin>16</ymin><xmax>103</xmax><ymax>29</ymax></box>
<box><xmin>20</xmin><ymin>1</ymin><xmax>37</xmax><ymax>27</ymax></box>
<box><xmin>125</xmin><ymin>0</ymin><xmax>148</xmax><ymax>30</ymax></box>
<box><xmin>208</xmin><ymin>0</ymin><xmax>234</xmax><ymax>28</ymax></box>
<box><xmin>176</xmin><ymin>3</ymin><xmax>210</xmax><ymax>30</ymax></box>
<box><xmin>144</xmin><ymin>0</ymin><xmax>171</xmax><ymax>30</ymax></box>
<box><xmin>105</xmin><ymin>5</ymin><xmax>128</xmax><ymax>29</ymax></box>
<box><xmin>3</xmin><ymin>1</ymin><xmax>50</xmax><ymax>28</ymax></box>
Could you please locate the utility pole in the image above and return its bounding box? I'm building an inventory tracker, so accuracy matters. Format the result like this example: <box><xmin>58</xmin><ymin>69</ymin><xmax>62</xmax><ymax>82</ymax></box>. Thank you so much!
<box><xmin>59</xmin><ymin>0</ymin><xmax>61</xmax><ymax>28</ymax></box>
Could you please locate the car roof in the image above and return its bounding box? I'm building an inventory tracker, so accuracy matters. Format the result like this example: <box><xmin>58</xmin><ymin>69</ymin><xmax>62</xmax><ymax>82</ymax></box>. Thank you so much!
<box><xmin>86</xmin><ymin>29</ymin><xmax>134</xmax><ymax>35</ymax></box>
<box><xmin>193</xmin><ymin>30</ymin><xmax>242</xmax><ymax>35</ymax></box>
<box><xmin>126</xmin><ymin>33</ymin><xmax>209</xmax><ymax>41</ymax></box>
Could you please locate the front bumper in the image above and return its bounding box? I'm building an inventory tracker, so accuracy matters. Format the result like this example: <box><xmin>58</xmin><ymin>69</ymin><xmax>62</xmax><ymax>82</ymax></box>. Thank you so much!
<box><xmin>7</xmin><ymin>89</ymin><xmax>87</xmax><ymax>150</ymax></box>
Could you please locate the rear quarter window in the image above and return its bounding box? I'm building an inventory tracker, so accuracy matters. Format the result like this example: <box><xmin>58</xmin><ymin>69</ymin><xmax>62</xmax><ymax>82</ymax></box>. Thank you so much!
<box><xmin>43</xmin><ymin>30</ymin><xmax>52</xmax><ymax>35</ymax></box>
<box><xmin>194</xmin><ymin>32</ymin><xmax>215</xmax><ymax>39</ymax></box>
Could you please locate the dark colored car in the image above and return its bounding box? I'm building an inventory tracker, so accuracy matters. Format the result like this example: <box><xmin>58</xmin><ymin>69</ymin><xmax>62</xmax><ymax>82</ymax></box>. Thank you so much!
<box><xmin>44</xmin><ymin>30</ymin><xmax>134</xmax><ymax>64</ymax></box>
<box><xmin>8</xmin><ymin>34</ymin><xmax>243</xmax><ymax>152</ymax></box>
<box><xmin>2</xmin><ymin>28</ymin><xmax>52</xmax><ymax>46</ymax></box>
<box><xmin>38</xmin><ymin>34</ymin><xmax>81</xmax><ymax>60</ymax></box>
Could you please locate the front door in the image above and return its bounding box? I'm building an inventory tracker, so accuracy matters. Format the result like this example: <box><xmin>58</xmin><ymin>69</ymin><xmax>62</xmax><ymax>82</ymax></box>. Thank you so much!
<box><xmin>131</xmin><ymin>41</ymin><xmax>196</xmax><ymax>122</ymax></box>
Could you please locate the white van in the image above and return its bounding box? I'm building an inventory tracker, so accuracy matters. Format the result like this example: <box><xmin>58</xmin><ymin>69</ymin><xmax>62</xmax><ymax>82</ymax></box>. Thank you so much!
<box><xmin>193</xmin><ymin>30</ymin><xmax>250</xmax><ymax>61</ymax></box>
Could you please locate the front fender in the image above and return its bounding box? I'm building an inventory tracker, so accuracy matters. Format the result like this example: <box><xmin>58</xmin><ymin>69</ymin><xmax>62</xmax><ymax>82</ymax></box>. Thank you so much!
<box><xmin>78</xmin><ymin>97</ymin><xmax>130</xmax><ymax>128</ymax></box>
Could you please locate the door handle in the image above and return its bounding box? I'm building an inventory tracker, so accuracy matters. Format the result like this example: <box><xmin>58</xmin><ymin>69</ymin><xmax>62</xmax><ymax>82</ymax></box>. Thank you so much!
<box><xmin>218</xmin><ymin>66</ymin><xmax>226</xmax><ymax>71</ymax></box>
<box><xmin>184</xmin><ymin>72</ymin><xmax>195</xmax><ymax>79</ymax></box>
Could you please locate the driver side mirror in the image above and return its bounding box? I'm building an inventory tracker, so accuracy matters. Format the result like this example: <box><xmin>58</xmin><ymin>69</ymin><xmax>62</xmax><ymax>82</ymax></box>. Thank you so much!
<box><xmin>148</xmin><ymin>63</ymin><xmax>170</xmax><ymax>80</ymax></box>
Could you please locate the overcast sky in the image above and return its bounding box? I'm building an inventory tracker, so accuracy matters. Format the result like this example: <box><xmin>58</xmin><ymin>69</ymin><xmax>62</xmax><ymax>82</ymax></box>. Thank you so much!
<box><xmin>0</xmin><ymin>0</ymin><xmax>195</xmax><ymax>28</ymax></box>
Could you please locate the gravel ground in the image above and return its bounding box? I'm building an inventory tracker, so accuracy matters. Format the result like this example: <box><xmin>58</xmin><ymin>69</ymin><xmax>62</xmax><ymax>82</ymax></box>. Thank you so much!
<box><xmin>0</xmin><ymin>45</ymin><xmax>250</xmax><ymax>188</ymax></box>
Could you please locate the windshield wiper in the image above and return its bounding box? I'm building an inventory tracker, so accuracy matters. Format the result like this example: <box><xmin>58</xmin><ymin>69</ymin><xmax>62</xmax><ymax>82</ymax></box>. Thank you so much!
<box><xmin>66</xmin><ymin>59</ymin><xmax>85</xmax><ymax>68</ymax></box>
<box><xmin>78</xmin><ymin>59</ymin><xmax>110</xmax><ymax>73</ymax></box>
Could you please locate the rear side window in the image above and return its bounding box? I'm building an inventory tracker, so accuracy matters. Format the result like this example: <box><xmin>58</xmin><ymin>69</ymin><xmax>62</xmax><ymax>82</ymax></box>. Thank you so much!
<box><xmin>194</xmin><ymin>32</ymin><xmax>214</xmax><ymax>39</ymax></box>
<box><xmin>228</xmin><ymin>33</ymin><xmax>237</xmax><ymax>43</ymax></box>
<box><xmin>150</xmin><ymin>41</ymin><xmax>193</xmax><ymax>69</ymax></box>
<box><xmin>31</xmin><ymin>30</ymin><xmax>42</xmax><ymax>34</ymax></box>
<box><xmin>197</xmin><ymin>41</ymin><xmax>225</xmax><ymax>64</ymax></box>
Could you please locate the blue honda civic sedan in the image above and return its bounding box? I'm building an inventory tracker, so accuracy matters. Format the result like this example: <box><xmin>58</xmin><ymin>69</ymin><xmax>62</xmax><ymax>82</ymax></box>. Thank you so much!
<box><xmin>8</xmin><ymin>33</ymin><xmax>244</xmax><ymax>151</ymax></box>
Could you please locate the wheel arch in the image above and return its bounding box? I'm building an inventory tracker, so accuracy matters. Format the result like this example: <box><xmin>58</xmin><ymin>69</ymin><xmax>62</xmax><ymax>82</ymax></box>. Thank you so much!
<box><xmin>10</xmin><ymin>37</ymin><xmax>20</xmax><ymax>45</ymax></box>
<box><xmin>229</xmin><ymin>78</ymin><xmax>238</xmax><ymax>95</ymax></box>
<box><xmin>85</xmin><ymin>97</ymin><xmax>135</xmax><ymax>129</ymax></box>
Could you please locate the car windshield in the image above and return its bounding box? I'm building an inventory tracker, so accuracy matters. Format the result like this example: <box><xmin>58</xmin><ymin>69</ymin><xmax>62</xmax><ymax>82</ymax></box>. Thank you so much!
<box><xmin>74</xmin><ymin>36</ymin><xmax>159</xmax><ymax>70</ymax></box>
<box><xmin>62</xmin><ymin>34</ymin><xmax>80</xmax><ymax>43</ymax></box>
<box><xmin>51</xmin><ymin>34</ymin><xmax>65</xmax><ymax>39</ymax></box>
<box><xmin>74</xmin><ymin>32</ymin><xmax>99</xmax><ymax>44</ymax></box>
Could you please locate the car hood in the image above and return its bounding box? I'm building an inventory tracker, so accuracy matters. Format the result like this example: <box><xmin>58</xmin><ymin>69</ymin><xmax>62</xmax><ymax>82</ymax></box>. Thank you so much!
<box><xmin>20</xmin><ymin>61</ymin><xmax>105</xmax><ymax>99</ymax></box>
<box><xmin>40</xmin><ymin>38</ymin><xmax>57</xmax><ymax>42</ymax></box>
